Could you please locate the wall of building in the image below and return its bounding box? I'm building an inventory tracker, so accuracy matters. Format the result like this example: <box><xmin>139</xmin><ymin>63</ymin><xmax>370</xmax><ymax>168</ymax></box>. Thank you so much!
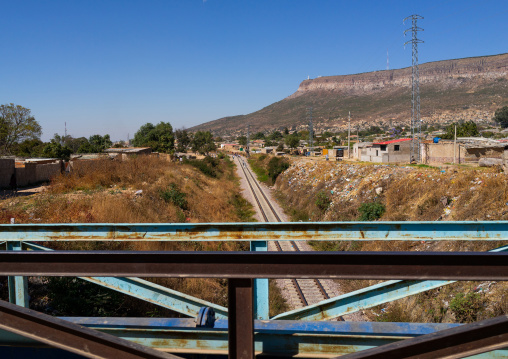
<box><xmin>424</xmin><ymin>142</ymin><xmax>504</xmax><ymax>165</ymax></box>
<box><xmin>360</xmin><ymin>142</ymin><xmax>411</xmax><ymax>163</ymax></box>
<box><xmin>35</xmin><ymin>162</ymin><xmax>61</xmax><ymax>183</ymax></box>
<box><xmin>0</xmin><ymin>159</ymin><xmax>15</xmax><ymax>188</ymax></box>
<box><xmin>15</xmin><ymin>163</ymin><xmax>36</xmax><ymax>187</ymax></box>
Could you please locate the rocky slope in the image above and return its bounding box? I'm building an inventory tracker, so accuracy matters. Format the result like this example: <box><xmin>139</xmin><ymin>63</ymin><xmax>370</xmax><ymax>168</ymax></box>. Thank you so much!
<box><xmin>192</xmin><ymin>53</ymin><xmax>508</xmax><ymax>136</ymax></box>
<box><xmin>272</xmin><ymin>159</ymin><xmax>508</xmax><ymax>323</ymax></box>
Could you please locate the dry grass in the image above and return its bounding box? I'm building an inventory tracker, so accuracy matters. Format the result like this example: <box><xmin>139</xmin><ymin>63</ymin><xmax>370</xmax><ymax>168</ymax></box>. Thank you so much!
<box><xmin>0</xmin><ymin>155</ymin><xmax>263</xmax><ymax>315</ymax></box>
<box><xmin>275</xmin><ymin>160</ymin><xmax>508</xmax><ymax>323</ymax></box>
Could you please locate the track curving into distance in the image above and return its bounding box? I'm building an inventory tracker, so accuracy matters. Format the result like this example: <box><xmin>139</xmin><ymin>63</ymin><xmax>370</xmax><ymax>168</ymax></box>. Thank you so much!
<box><xmin>234</xmin><ymin>155</ymin><xmax>333</xmax><ymax>308</ymax></box>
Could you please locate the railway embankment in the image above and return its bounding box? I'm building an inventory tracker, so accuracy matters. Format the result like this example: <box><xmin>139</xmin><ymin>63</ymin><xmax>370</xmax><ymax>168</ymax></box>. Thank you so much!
<box><xmin>271</xmin><ymin>158</ymin><xmax>508</xmax><ymax>324</ymax></box>
<box><xmin>0</xmin><ymin>155</ymin><xmax>257</xmax><ymax>317</ymax></box>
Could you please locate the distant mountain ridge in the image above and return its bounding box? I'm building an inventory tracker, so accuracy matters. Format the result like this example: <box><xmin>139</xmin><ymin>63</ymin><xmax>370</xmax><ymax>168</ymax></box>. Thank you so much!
<box><xmin>191</xmin><ymin>53</ymin><xmax>508</xmax><ymax>136</ymax></box>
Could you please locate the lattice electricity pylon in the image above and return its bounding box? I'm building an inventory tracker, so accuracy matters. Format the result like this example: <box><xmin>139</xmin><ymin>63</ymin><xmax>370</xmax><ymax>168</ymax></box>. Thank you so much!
<box><xmin>307</xmin><ymin>107</ymin><xmax>313</xmax><ymax>152</ymax></box>
<box><xmin>404</xmin><ymin>14</ymin><xmax>424</xmax><ymax>163</ymax></box>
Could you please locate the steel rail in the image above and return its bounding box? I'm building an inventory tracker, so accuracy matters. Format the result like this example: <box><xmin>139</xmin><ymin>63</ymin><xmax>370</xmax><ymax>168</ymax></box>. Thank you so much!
<box><xmin>240</xmin><ymin>156</ymin><xmax>308</xmax><ymax>307</ymax></box>
<box><xmin>0</xmin><ymin>299</ymin><xmax>180</xmax><ymax>359</ymax></box>
<box><xmin>241</xmin><ymin>157</ymin><xmax>282</xmax><ymax>222</ymax></box>
<box><xmin>290</xmin><ymin>240</ymin><xmax>330</xmax><ymax>300</ymax></box>
<box><xmin>240</xmin><ymin>157</ymin><xmax>322</xmax><ymax>308</ymax></box>
<box><xmin>235</xmin><ymin>157</ymin><xmax>269</xmax><ymax>222</ymax></box>
<box><xmin>274</xmin><ymin>241</ymin><xmax>308</xmax><ymax>306</ymax></box>
<box><xmin>1</xmin><ymin>251</ymin><xmax>506</xmax><ymax>279</ymax></box>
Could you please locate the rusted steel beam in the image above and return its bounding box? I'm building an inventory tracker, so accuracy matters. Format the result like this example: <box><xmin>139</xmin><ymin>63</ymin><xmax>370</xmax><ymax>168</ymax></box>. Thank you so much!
<box><xmin>0</xmin><ymin>299</ymin><xmax>181</xmax><ymax>359</ymax></box>
<box><xmin>228</xmin><ymin>279</ymin><xmax>254</xmax><ymax>359</ymax></box>
<box><xmin>0</xmin><ymin>251</ymin><xmax>507</xmax><ymax>280</ymax></box>
<box><xmin>2</xmin><ymin>221</ymin><xmax>508</xmax><ymax>242</ymax></box>
<box><xmin>336</xmin><ymin>315</ymin><xmax>508</xmax><ymax>359</ymax></box>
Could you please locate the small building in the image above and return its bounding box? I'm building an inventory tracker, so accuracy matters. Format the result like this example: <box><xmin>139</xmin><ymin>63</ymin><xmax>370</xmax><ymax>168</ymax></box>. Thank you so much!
<box><xmin>104</xmin><ymin>147</ymin><xmax>152</xmax><ymax>159</ymax></box>
<box><xmin>252</xmin><ymin>140</ymin><xmax>265</xmax><ymax>148</ymax></box>
<box><xmin>352</xmin><ymin>142</ymin><xmax>373</xmax><ymax>160</ymax></box>
<box><xmin>422</xmin><ymin>138</ymin><xmax>508</xmax><ymax>165</ymax></box>
<box><xmin>221</xmin><ymin>144</ymin><xmax>240</xmax><ymax>152</ymax></box>
<box><xmin>260</xmin><ymin>147</ymin><xmax>274</xmax><ymax>154</ymax></box>
<box><xmin>361</xmin><ymin>138</ymin><xmax>411</xmax><ymax>163</ymax></box>
<box><xmin>327</xmin><ymin>146</ymin><xmax>349</xmax><ymax>159</ymax></box>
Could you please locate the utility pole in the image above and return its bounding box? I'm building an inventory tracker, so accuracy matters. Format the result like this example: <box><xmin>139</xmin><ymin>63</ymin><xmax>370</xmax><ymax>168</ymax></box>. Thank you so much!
<box><xmin>246</xmin><ymin>124</ymin><xmax>250</xmax><ymax>157</ymax></box>
<box><xmin>348</xmin><ymin>111</ymin><xmax>351</xmax><ymax>159</ymax></box>
<box><xmin>386</xmin><ymin>49</ymin><xmax>389</xmax><ymax>71</ymax></box>
<box><xmin>404</xmin><ymin>14</ymin><xmax>424</xmax><ymax>163</ymax></box>
<box><xmin>453</xmin><ymin>124</ymin><xmax>457</xmax><ymax>164</ymax></box>
<box><xmin>64</xmin><ymin>122</ymin><xmax>67</xmax><ymax>139</ymax></box>
<box><xmin>307</xmin><ymin>107</ymin><xmax>313</xmax><ymax>154</ymax></box>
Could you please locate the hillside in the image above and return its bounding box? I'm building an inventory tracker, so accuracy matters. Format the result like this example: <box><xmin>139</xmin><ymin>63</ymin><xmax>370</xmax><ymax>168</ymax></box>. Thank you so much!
<box><xmin>271</xmin><ymin>157</ymin><xmax>508</xmax><ymax>324</ymax></box>
<box><xmin>191</xmin><ymin>53</ymin><xmax>508</xmax><ymax>136</ymax></box>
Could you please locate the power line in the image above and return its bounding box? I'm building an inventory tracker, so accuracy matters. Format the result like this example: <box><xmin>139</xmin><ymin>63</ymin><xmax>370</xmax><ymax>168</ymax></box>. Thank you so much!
<box><xmin>404</xmin><ymin>14</ymin><xmax>424</xmax><ymax>163</ymax></box>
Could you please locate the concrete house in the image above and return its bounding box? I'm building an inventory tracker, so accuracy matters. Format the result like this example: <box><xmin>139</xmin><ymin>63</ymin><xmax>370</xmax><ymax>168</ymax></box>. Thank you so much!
<box><xmin>422</xmin><ymin>138</ymin><xmax>508</xmax><ymax>165</ymax></box>
<box><xmin>361</xmin><ymin>138</ymin><xmax>411</xmax><ymax>163</ymax></box>
<box><xmin>352</xmin><ymin>142</ymin><xmax>373</xmax><ymax>160</ymax></box>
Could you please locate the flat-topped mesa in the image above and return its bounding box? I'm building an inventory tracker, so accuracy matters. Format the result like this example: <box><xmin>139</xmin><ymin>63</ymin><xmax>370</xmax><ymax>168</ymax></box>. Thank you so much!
<box><xmin>290</xmin><ymin>53</ymin><xmax>508</xmax><ymax>97</ymax></box>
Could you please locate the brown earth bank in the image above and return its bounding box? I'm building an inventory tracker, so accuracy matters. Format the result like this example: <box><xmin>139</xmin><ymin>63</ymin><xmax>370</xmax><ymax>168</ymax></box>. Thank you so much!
<box><xmin>191</xmin><ymin>53</ymin><xmax>508</xmax><ymax>136</ymax></box>
<box><xmin>0</xmin><ymin>156</ymin><xmax>289</xmax><ymax>318</ymax></box>
<box><xmin>268</xmin><ymin>157</ymin><xmax>508</xmax><ymax>323</ymax></box>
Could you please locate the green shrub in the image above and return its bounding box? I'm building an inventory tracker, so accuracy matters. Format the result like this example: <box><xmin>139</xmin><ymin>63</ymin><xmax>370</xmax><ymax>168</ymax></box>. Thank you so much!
<box><xmin>160</xmin><ymin>183</ymin><xmax>188</xmax><ymax>210</ymax></box>
<box><xmin>358</xmin><ymin>202</ymin><xmax>385</xmax><ymax>221</ymax></box>
<box><xmin>315</xmin><ymin>191</ymin><xmax>331</xmax><ymax>212</ymax></box>
<box><xmin>185</xmin><ymin>156</ymin><xmax>220</xmax><ymax>178</ymax></box>
<box><xmin>450</xmin><ymin>292</ymin><xmax>485</xmax><ymax>323</ymax></box>
<box><xmin>47</xmin><ymin>277</ymin><xmax>124</xmax><ymax>316</ymax></box>
<box><xmin>267</xmin><ymin>157</ymin><xmax>289</xmax><ymax>183</ymax></box>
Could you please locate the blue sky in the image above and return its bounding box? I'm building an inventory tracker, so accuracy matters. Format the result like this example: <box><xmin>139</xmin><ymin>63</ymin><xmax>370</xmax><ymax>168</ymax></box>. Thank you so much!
<box><xmin>1</xmin><ymin>0</ymin><xmax>507</xmax><ymax>141</ymax></box>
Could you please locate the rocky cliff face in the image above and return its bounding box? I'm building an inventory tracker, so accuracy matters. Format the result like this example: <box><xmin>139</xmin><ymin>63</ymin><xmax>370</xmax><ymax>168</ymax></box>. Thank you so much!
<box><xmin>290</xmin><ymin>54</ymin><xmax>508</xmax><ymax>97</ymax></box>
<box><xmin>192</xmin><ymin>53</ymin><xmax>508</xmax><ymax>136</ymax></box>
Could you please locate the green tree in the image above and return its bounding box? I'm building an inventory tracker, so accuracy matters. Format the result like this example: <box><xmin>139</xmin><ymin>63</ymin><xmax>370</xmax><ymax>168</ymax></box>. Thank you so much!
<box><xmin>77</xmin><ymin>134</ymin><xmax>112</xmax><ymax>153</ymax></box>
<box><xmin>493</xmin><ymin>106</ymin><xmax>508</xmax><ymax>128</ymax></box>
<box><xmin>252</xmin><ymin>132</ymin><xmax>265</xmax><ymax>140</ymax></box>
<box><xmin>285</xmin><ymin>133</ymin><xmax>300</xmax><ymax>149</ymax></box>
<box><xmin>42</xmin><ymin>140</ymin><xmax>72</xmax><ymax>160</ymax></box>
<box><xmin>268</xmin><ymin>131</ymin><xmax>283</xmax><ymax>141</ymax></box>
<box><xmin>132</xmin><ymin>123</ymin><xmax>155</xmax><ymax>146</ymax></box>
<box><xmin>12</xmin><ymin>139</ymin><xmax>45</xmax><ymax>157</ymax></box>
<box><xmin>132</xmin><ymin>122</ymin><xmax>174</xmax><ymax>153</ymax></box>
<box><xmin>441</xmin><ymin>121</ymin><xmax>479</xmax><ymax>139</ymax></box>
<box><xmin>237</xmin><ymin>136</ymin><xmax>247</xmax><ymax>146</ymax></box>
<box><xmin>191</xmin><ymin>131</ymin><xmax>216</xmax><ymax>155</ymax></box>
<box><xmin>175</xmin><ymin>129</ymin><xmax>191</xmax><ymax>152</ymax></box>
<box><xmin>0</xmin><ymin>103</ymin><xmax>42</xmax><ymax>155</ymax></box>
<box><xmin>67</xmin><ymin>137</ymin><xmax>88</xmax><ymax>153</ymax></box>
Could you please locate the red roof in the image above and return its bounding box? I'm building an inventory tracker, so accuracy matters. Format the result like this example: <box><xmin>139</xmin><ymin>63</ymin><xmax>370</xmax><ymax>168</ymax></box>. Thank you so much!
<box><xmin>374</xmin><ymin>138</ymin><xmax>411</xmax><ymax>145</ymax></box>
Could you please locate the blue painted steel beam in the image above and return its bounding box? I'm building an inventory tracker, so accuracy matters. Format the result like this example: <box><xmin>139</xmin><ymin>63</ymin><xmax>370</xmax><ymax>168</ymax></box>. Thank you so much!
<box><xmin>23</xmin><ymin>242</ymin><xmax>228</xmax><ymax>319</ymax></box>
<box><xmin>273</xmin><ymin>244</ymin><xmax>508</xmax><ymax>321</ymax></box>
<box><xmin>0</xmin><ymin>318</ymin><xmax>505</xmax><ymax>358</ymax></box>
<box><xmin>7</xmin><ymin>242</ymin><xmax>29</xmax><ymax>308</ymax></box>
<box><xmin>2</xmin><ymin>221</ymin><xmax>508</xmax><ymax>241</ymax></box>
<box><xmin>273</xmin><ymin>280</ymin><xmax>454</xmax><ymax>321</ymax></box>
<box><xmin>250</xmin><ymin>240</ymin><xmax>269</xmax><ymax>320</ymax></box>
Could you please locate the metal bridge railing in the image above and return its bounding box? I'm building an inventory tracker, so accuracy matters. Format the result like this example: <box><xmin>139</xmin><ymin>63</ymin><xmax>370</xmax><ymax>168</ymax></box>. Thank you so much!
<box><xmin>0</xmin><ymin>221</ymin><xmax>507</xmax><ymax>358</ymax></box>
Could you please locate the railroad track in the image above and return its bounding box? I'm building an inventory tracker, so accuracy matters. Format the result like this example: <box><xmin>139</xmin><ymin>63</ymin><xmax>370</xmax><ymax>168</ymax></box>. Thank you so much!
<box><xmin>235</xmin><ymin>156</ymin><xmax>333</xmax><ymax>309</ymax></box>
